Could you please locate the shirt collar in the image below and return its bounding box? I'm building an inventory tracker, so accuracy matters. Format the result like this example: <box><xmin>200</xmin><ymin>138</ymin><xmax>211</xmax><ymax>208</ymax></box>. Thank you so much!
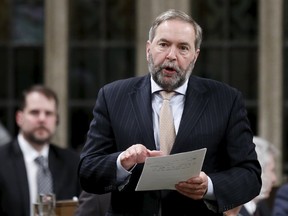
<box><xmin>150</xmin><ymin>76</ymin><xmax>188</xmax><ymax>95</ymax></box>
<box><xmin>18</xmin><ymin>133</ymin><xmax>50</xmax><ymax>162</ymax></box>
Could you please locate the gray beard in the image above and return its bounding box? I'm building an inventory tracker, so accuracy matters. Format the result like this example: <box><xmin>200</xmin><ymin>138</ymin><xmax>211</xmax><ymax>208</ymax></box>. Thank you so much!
<box><xmin>148</xmin><ymin>54</ymin><xmax>194</xmax><ymax>91</ymax></box>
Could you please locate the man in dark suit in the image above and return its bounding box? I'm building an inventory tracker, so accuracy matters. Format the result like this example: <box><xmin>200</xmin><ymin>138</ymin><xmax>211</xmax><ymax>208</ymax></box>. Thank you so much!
<box><xmin>0</xmin><ymin>85</ymin><xmax>81</xmax><ymax>216</ymax></box>
<box><xmin>78</xmin><ymin>9</ymin><xmax>261</xmax><ymax>215</ymax></box>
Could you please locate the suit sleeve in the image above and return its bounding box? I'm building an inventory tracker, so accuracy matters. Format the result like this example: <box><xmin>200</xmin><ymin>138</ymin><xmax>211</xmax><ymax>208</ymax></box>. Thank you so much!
<box><xmin>78</xmin><ymin>87</ymin><xmax>120</xmax><ymax>194</ymax></box>
<box><xmin>208</xmin><ymin>90</ymin><xmax>262</xmax><ymax>212</ymax></box>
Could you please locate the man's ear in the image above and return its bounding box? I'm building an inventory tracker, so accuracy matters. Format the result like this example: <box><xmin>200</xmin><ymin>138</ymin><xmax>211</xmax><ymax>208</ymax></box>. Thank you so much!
<box><xmin>15</xmin><ymin>111</ymin><xmax>23</xmax><ymax>127</ymax></box>
<box><xmin>146</xmin><ymin>40</ymin><xmax>151</xmax><ymax>61</ymax></box>
<box><xmin>193</xmin><ymin>49</ymin><xmax>200</xmax><ymax>64</ymax></box>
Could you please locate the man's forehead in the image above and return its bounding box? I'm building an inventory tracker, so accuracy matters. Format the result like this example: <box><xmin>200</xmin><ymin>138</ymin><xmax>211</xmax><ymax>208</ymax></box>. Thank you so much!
<box><xmin>24</xmin><ymin>92</ymin><xmax>56</xmax><ymax>110</ymax></box>
<box><xmin>154</xmin><ymin>20</ymin><xmax>195</xmax><ymax>41</ymax></box>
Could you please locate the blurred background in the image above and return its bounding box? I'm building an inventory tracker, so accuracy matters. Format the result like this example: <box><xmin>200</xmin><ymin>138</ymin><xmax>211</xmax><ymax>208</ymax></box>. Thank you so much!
<box><xmin>0</xmin><ymin>0</ymin><xmax>287</xmax><ymax>185</ymax></box>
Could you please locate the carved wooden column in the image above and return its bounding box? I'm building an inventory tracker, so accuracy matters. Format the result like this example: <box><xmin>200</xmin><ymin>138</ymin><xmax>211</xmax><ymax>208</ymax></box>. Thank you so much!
<box><xmin>44</xmin><ymin>0</ymin><xmax>69</xmax><ymax>148</ymax></box>
<box><xmin>259</xmin><ymin>0</ymin><xmax>283</xmax><ymax>183</ymax></box>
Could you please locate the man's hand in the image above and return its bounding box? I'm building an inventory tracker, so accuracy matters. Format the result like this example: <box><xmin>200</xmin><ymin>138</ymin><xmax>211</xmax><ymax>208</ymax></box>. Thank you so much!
<box><xmin>120</xmin><ymin>144</ymin><xmax>163</xmax><ymax>170</ymax></box>
<box><xmin>175</xmin><ymin>171</ymin><xmax>208</xmax><ymax>200</ymax></box>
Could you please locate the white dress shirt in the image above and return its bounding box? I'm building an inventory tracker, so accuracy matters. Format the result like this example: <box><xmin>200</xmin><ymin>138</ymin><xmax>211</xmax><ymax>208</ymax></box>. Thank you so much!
<box><xmin>151</xmin><ymin>77</ymin><xmax>186</xmax><ymax>150</ymax></box>
<box><xmin>18</xmin><ymin>133</ymin><xmax>50</xmax><ymax>216</ymax></box>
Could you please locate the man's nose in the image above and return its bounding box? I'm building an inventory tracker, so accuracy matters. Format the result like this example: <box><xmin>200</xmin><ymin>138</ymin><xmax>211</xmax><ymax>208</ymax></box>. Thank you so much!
<box><xmin>38</xmin><ymin>112</ymin><xmax>47</xmax><ymax>121</ymax></box>
<box><xmin>166</xmin><ymin>46</ymin><xmax>177</xmax><ymax>60</ymax></box>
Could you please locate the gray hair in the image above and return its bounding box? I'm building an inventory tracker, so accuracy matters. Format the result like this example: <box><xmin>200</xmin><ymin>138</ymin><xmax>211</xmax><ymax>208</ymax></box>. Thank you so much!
<box><xmin>253</xmin><ymin>136</ymin><xmax>279</xmax><ymax>200</ymax></box>
<box><xmin>148</xmin><ymin>9</ymin><xmax>203</xmax><ymax>50</ymax></box>
<box><xmin>253</xmin><ymin>136</ymin><xmax>279</xmax><ymax>169</ymax></box>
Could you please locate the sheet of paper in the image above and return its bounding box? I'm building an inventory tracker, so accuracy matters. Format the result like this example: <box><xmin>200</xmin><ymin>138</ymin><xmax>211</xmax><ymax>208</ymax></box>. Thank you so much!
<box><xmin>135</xmin><ymin>148</ymin><xmax>207</xmax><ymax>191</ymax></box>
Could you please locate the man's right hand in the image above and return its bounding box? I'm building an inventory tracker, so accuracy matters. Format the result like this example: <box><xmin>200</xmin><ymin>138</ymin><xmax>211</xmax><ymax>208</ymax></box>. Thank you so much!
<box><xmin>120</xmin><ymin>144</ymin><xmax>163</xmax><ymax>170</ymax></box>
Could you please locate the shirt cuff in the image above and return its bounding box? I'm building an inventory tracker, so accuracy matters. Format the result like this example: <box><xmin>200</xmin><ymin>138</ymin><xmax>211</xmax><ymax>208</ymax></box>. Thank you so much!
<box><xmin>204</xmin><ymin>176</ymin><xmax>216</xmax><ymax>200</ymax></box>
<box><xmin>116</xmin><ymin>152</ymin><xmax>136</xmax><ymax>190</ymax></box>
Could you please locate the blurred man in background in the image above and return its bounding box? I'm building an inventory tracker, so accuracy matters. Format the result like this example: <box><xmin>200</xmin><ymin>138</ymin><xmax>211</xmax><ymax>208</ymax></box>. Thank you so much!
<box><xmin>0</xmin><ymin>85</ymin><xmax>81</xmax><ymax>216</ymax></box>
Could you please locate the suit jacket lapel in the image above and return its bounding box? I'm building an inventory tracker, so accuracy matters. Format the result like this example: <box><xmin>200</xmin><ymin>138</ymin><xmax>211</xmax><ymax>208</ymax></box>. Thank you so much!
<box><xmin>172</xmin><ymin>76</ymin><xmax>210</xmax><ymax>153</ymax></box>
<box><xmin>12</xmin><ymin>140</ymin><xmax>31</xmax><ymax>216</ymax></box>
<box><xmin>129</xmin><ymin>75</ymin><xmax>156</xmax><ymax>150</ymax></box>
<box><xmin>48</xmin><ymin>146</ymin><xmax>63</xmax><ymax>196</ymax></box>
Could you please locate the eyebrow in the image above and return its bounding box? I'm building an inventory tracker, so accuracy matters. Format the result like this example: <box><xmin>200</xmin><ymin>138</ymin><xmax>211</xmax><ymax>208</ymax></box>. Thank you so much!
<box><xmin>157</xmin><ymin>38</ymin><xmax>169</xmax><ymax>43</ymax></box>
<box><xmin>157</xmin><ymin>38</ymin><xmax>191</xmax><ymax>48</ymax></box>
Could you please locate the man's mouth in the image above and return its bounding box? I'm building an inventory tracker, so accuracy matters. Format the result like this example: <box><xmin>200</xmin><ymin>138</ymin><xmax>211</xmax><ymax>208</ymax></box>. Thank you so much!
<box><xmin>35</xmin><ymin>127</ymin><xmax>50</xmax><ymax>133</ymax></box>
<box><xmin>163</xmin><ymin>67</ymin><xmax>176</xmax><ymax>75</ymax></box>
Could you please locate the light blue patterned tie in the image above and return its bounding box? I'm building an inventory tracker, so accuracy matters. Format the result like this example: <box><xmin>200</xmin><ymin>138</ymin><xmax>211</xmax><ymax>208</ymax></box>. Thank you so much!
<box><xmin>35</xmin><ymin>156</ymin><xmax>53</xmax><ymax>195</ymax></box>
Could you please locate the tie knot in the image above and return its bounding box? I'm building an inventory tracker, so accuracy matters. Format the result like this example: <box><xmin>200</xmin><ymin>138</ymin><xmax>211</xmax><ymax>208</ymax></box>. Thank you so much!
<box><xmin>35</xmin><ymin>156</ymin><xmax>48</xmax><ymax>169</ymax></box>
<box><xmin>160</xmin><ymin>91</ymin><xmax>175</xmax><ymax>101</ymax></box>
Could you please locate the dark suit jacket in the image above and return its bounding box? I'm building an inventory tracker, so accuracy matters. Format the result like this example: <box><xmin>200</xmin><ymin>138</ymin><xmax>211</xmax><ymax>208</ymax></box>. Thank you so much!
<box><xmin>0</xmin><ymin>139</ymin><xmax>81</xmax><ymax>216</ymax></box>
<box><xmin>272</xmin><ymin>183</ymin><xmax>288</xmax><ymax>215</ymax></box>
<box><xmin>78</xmin><ymin>75</ymin><xmax>262</xmax><ymax>215</ymax></box>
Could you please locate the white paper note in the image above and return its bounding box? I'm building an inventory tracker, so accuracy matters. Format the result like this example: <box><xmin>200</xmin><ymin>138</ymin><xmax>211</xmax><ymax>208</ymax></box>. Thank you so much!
<box><xmin>135</xmin><ymin>148</ymin><xmax>207</xmax><ymax>191</ymax></box>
